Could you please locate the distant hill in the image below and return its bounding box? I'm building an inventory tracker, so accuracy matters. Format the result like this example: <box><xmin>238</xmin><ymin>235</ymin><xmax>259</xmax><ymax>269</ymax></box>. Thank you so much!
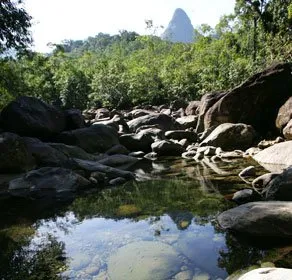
<box><xmin>161</xmin><ymin>8</ymin><xmax>195</xmax><ymax>43</ymax></box>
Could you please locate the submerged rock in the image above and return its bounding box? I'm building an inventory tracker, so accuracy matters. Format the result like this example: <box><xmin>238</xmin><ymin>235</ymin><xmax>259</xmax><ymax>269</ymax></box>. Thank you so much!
<box><xmin>218</xmin><ymin>201</ymin><xmax>292</xmax><ymax>237</ymax></box>
<box><xmin>108</xmin><ymin>241</ymin><xmax>183</xmax><ymax>280</ymax></box>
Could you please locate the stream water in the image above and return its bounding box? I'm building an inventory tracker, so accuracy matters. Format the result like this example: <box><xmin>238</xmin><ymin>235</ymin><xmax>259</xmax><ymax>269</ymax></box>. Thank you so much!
<box><xmin>1</xmin><ymin>157</ymin><xmax>292</xmax><ymax>280</ymax></box>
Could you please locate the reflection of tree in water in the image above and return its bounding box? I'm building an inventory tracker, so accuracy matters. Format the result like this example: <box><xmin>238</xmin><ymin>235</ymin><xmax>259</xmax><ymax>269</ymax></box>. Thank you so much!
<box><xmin>0</xmin><ymin>228</ymin><xmax>67</xmax><ymax>280</ymax></box>
<box><xmin>217</xmin><ymin>232</ymin><xmax>265</xmax><ymax>275</ymax></box>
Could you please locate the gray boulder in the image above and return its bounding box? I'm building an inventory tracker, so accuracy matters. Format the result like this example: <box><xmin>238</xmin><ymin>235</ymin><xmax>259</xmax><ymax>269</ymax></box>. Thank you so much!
<box><xmin>238</xmin><ymin>268</ymin><xmax>292</xmax><ymax>280</ymax></box>
<box><xmin>0</xmin><ymin>133</ymin><xmax>35</xmax><ymax>173</ymax></box>
<box><xmin>263</xmin><ymin>167</ymin><xmax>292</xmax><ymax>200</ymax></box>
<box><xmin>200</xmin><ymin>123</ymin><xmax>256</xmax><ymax>151</ymax></box>
<box><xmin>175</xmin><ymin>115</ymin><xmax>197</xmax><ymax>129</ymax></box>
<box><xmin>252</xmin><ymin>173</ymin><xmax>279</xmax><ymax>191</ymax></box>
<box><xmin>55</xmin><ymin>124</ymin><xmax>119</xmax><ymax>153</ymax></box>
<box><xmin>9</xmin><ymin>167</ymin><xmax>90</xmax><ymax>198</ymax></box>
<box><xmin>217</xmin><ymin>201</ymin><xmax>292</xmax><ymax>237</ymax></box>
<box><xmin>165</xmin><ymin>130</ymin><xmax>197</xmax><ymax>142</ymax></box>
<box><xmin>0</xmin><ymin>96</ymin><xmax>66</xmax><ymax>138</ymax></box>
<box><xmin>127</xmin><ymin>113</ymin><xmax>177</xmax><ymax>133</ymax></box>
<box><xmin>72</xmin><ymin>158</ymin><xmax>135</xmax><ymax>180</ymax></box>
<box><xmin>276</xmin><ymin>96</ymin><xmax>292</xmax><ymax>131</ymax></box>
<box><xmin>185</xmin><ymin>101</ymin><xmax>200</xmax><ymax>116</ymax></box>
<box><xmin>283</xmin><ymin>119</ymin><xmax>292</xmax><ymax>140</ymax></box>
<box><xmin>98</xmin><ymin>154</ymin><xmax>138</xmax><ymax>167</ymax></box>
<box><xmin>120</xmin><ymin>132</ymin><xmax>153</xmax><ymax>153</ymax></box>
<box><xmin>253</xmin><ymin>141</ymin><xmax>292</xmax><ymax>172</ymax></box>
<box><xmin>151</xmin><ymin>140</ymin><xmax>184</xmax><ymax>156</ymax></box>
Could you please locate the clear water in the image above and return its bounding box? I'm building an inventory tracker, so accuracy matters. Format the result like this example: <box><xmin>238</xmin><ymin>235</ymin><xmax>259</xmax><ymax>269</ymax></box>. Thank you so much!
<box><xmin>0</xmin><ymin>157</ymin><xmax>292</xmax><ymax>280</ymax></box>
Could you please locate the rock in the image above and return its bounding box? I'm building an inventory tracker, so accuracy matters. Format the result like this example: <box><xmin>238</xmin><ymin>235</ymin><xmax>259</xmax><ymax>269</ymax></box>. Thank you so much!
<box><xmin>137</xmin><ymin>127</ymin><xmax>164</xmax><ymax>140</ymax></box>
<box><xmin>105</xmin><ymin>144</ymin><xmax>129</xmax><ymax>155</ymax></box>
<box><xmin>109</xmin><ymin>177</ymin><xmax>127</xmax><ymax>186</ymax></box>
<box><xmin>257</xmin><ymin>137</ymin><xmax>284</xmax><ymax>149</ymax></box>
<box><xmin>204</xmin><ymin>146</ymin><xmax>216</xmax><ymax>156</ymax></box>
<box><xmin>232</xmin><ymin>189</ymin><xmax>254</xmax><ymax>204</ymax></box>
<box><xmin>49</xmin><ymin>143</ymin><xmax>99</xmax><ymax>161</ymax></box>
<box><xmin>90</xmin><ymin>171</ymin><xmax>107</xmax><ymax>184</ymax></box>
<box><xmin>129</xmin><ymin>109</ymin><xmax>153</xmax><ymax>119</ymax></box>
<box><xmin>204</xmin><ymin>63</ymin><xmax>292</xmax><ymax>136</ymax></box>
<box><xmin>127</xmin><ymin>113</ymin><xmax>177</xmax><ymax>133</ymax></box>
<box><xmin>64</xmin><ymin>109</ymin><xmax>85</xmax><ymax>130</ymax></box>
<box><xmin>253</xmin><ymin>141</ymin><xmax>292</xmax><ymax>172</ymax></box>
<box><xmin>195</xmin><ymin>92</ymin><xmax>226</xmax><ymax>133</ymax></box>
<box><xmin>245</xmin><ymin>147</ymin><xmax>261</xmax><ymax>156</ymax></box>
<box><xmin>185</xmin><ymin>101</ymin><xmax>200</xmax><ymax>116</ymax></box>
<box><xmin>0</xmin><ymin>133</ymin><xmax>35</xmax><ymax>173</ymax></box>
<box><xmin>263</xmin><ymin>167</ymin><xmax>292</xmax><ymax>200</ymax></box>
<box><xmin>160</xmin><ymin>108</ymin><xmax>171</xmax><ymax>115</ymax></box>
<box><xmin>0</xmin><ymin>96</ymin><xmax>66</xmax><ymax>138</ymax></box>
<box><xmin>276</xmin><ymin>96</ymin><xmax>292</xmax><ymax>131</ymax></box>
<box><xmin>182</xmin><ymin>151</ymin><xmax>197</xmax><ymax>158</ymax></box>
<box><xmin>95</xmin><ymin>108</ymin><xmax>110</xmax><ymax>120</ymax></box>
<box><xmin>283</xmin><ymin>119</ymin><xmax>292</xmax><ymax>140</ymax></box>
<box><xmin>55</xmin><ymin>124</ymin><xmax>119</xmax><ymax>153</ymax></box>
<box><xmin>151</xmin><ymin>140</ymin><xmax>185</xmax><ymax>156</ymax></box>
<box><xmin>23</xmin><ymin>138</ymin><xmax>68</xmax><ymax>167</ymax></box>
<box><xmin>174</xmin><ymin>270</ymin><xmax>193</xmax><ymax>280</ymax></box>
<box><xmin>144</xmin><ymin>152</ymin><xmax>158</xmax><ymax>160</ymax></box>
<box><xmin>238</xmin><ymin>267</ymin><xmax>292</xmax><ymax>280</ymax></box>
<box><xmin>200</xmin><ymin>123</ymin><xmax>256</xmax><ymax>151</ymax></box>
<box><xmin>97</xmin><ymin>154</ymin><xmax>138</xmax><ymax>167</ymax></box>
<box><xmin>8</xmin><ymin>167</ymin><xmax>90</xmax><ymax>198</ymax></box>
<box><xmin>120</xmin><ymin>132</ymin><xmax>153</xmax><ymax>153</ymax></box>
<box><xmin>94</xmin><ymin>114</ymin><xmax>129</xmax><ymax>132</ymax></box>
<box><xmin>176</xmin><ymin>115</ymin><xmax>198</xmax><ymax>129</ymax></box>
<box><xmin>194</xmin><ymin>152</ymin><xmax>204</xmax><ymax>161</ymax></box>
<box><xmin>178</xmin><ymin>138</ymin><xmax>189</xmax><ymax>148</ymax></box>
<box><xmin>128</xmin><ymin>151</ymin><xmax>145</xmax><ymax>157</ymax></box>
<box><xmin>252</xmin><ymin>173</ymin><xmax>279</xmax><ymax>190</ymax></box>
<box><xmin>72</xmin><ymin>158</ymin><xmax>135</xmax><ymax>180</ymax></box>
<box><xmin>107</xmin><ymin>241</ymin><xmax>183</xmax><ymax>280</ymax></box>
<box><xmin>217</xmin><ymin>201</ymin><xmax>292</xmax><ymax>237</ymax></box>
<box><xmin>165</xmin><ymin>130</ymin><xmax>197</xmax><ymax>142</ymax></box>
<box><xmin>219</xmin><ymin>150</ymin><xmax>244</xmax><ymax>159</ymax></box>
<box><xmin>239</xmin><ymin>166</ymin><xmax>256</xmax><ymax>177</ymax></box>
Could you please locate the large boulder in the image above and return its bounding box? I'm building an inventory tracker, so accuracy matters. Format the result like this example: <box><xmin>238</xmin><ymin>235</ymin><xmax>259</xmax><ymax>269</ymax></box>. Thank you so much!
<box><xmin>276</xmin><ymin>96</ymin><xmax>292</xmax><ymax>131</ymax></box>
<box><xmin>253</xmin><ymin>141</ymin><xmax>292</xmax><ymax>172</ymax></box>
<box><xmin>151</xmin><ymin>140</ymin><xmax>184</xmax><ymax>156</ymax></box>
<box><xmin>283</xmin><ymin>119</ymin><xmax>292</xmax><ymax>140</ymax></box>
<box><xmin>237</xmin><ymin>268</ymin><xmax>292</xmax><ymax>280</ymax></box>
<box><xmin>8</xmin><ymin>167</ymin><xmax>90</xmax><ymax>198</ymax></box>
<box><xmin>175</xmin><ymin>115</ymin><xmax>198</xmax><ymax>129</ymax></box>
<box><xmin>204</xmin><ymin>63</ymin><xmax>292</xmax><ymax>136</ymax></box>
<box><xmin>185</xmin><ymin>100</ymin><xmax>200</xmax><ymax>116</ymax></box>
<box><xmin>55</xmin><ymin>124</ymin><xmax>119</xmax><ymax>153</ymax></box>
<box><xmin>23</xmin><ymin>137</ymin><xmax>68</xmax><ymax>167</ymax></box>
<box><xmin>127</xmin><ymin>114</ymin><xmax>177</xmax><ymax>133</ymax></box>
<box><xmin>120</xmin><ymin>132</ymin><xmax>153</xmax><ymax>153</ymax></box>
<box><xmin>0</xmin><ymin>96</ymin><xmax>66</xmax><ymax>138</ymax></box>
<box><xmin>263</xmin><ymin>167</ymin><xmax>292</xmax><ymax>200</ymax></box>
<box><xmin>195</xmin><ymin>92</ymin><xmax>226</xmax><ymax>133</ymax></box>
<box><xmin>0</xmin><ymin>133</ymin><xmax>35</xmax><ymax>173</ymax></box>
<box><xmin>217</xmin><ymin>201</ymin><xmax>292</xmax><ymax>237</ymax></box>
<box><xmin>200</xmin><ymin>123</ymin><xmax>256</xmax><ymax>151</ymax></box>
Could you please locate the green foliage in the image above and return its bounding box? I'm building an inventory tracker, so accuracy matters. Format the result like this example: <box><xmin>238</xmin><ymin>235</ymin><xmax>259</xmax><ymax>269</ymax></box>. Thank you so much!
<box><xmin>0</xmin><ymin>0</ymin><xmax>290</xmax><ymax>110</ymax></box>
<box><xmin>0</xmin><ymin>0</ymin><xmax>32</xmax><ymax>53</ymax></box>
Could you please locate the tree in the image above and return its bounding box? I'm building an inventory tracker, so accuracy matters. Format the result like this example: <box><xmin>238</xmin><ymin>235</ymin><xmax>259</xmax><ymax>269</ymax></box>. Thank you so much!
<box><xmin>0</xmin><ymin>0</ymin><xmax>32</xmax><ymax>53</ymax></box>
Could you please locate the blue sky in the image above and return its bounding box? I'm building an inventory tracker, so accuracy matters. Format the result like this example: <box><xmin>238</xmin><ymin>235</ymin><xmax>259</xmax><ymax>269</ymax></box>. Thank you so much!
<box><xmin>24</xmin><ymin>0</ymin><xmax>235</xmax><ymax>52</ymax></box>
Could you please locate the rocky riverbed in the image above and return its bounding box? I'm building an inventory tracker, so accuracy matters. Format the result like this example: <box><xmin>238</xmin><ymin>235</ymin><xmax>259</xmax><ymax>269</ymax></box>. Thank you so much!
<box><xmin>0</xmin><ymin>62</ymin><xmax>292</xmax><ymax>279</ymax></box>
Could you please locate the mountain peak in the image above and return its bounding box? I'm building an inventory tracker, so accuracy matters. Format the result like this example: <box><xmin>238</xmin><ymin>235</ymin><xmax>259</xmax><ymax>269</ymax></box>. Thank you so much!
<box><xmin>161</xmin><ymin>8</ymin><xmax>195</xmax><ymax>43</ymax></box>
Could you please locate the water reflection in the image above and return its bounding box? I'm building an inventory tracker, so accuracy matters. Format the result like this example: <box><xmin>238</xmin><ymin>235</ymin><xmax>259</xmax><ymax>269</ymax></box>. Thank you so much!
<box><xmin>0</xmin><ymin>157</ymin><xmax>289</xmax><ymax>279</ymax></box>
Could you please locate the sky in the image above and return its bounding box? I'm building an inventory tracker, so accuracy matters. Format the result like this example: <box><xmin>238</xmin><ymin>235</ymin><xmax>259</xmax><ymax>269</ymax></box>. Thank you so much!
<box><xmin>24</xmin><ymin>0</ymin><xmax>236</xmax><ymax>53</ymax></box>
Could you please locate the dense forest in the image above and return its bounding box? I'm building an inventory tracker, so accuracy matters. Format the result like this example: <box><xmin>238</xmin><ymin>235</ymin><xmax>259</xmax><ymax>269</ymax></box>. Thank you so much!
<box><xmin>0</xmin><ymin>0</ymin><xmax>291</xmax><ymax>110</ymax></box>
